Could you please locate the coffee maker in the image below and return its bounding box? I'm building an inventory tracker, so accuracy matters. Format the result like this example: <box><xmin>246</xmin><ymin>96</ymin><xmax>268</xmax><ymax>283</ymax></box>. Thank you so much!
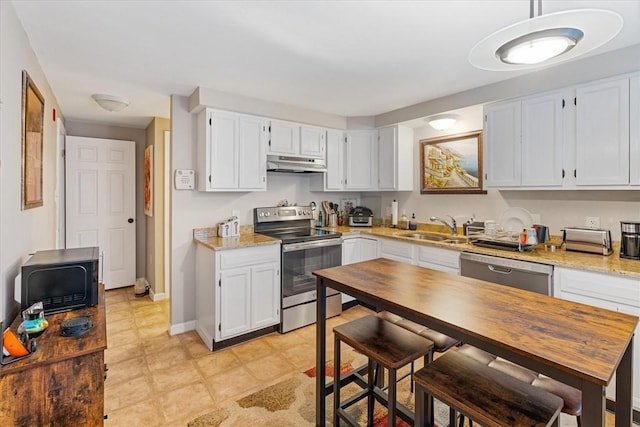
<box><xmin>620</xmin><ymin>221</ymin><xmax>640</xmax><ymax>260</ymax></box>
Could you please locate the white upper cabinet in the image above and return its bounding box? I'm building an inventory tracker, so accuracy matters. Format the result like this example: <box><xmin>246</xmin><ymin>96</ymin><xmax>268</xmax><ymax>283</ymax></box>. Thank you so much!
<box><xmin>521</xmin><ymin>92</ymin><xmax>564</xmax><ymax>187</ymax></box>
<box><xmin>300</xmin><ymin>125</ymin><xmax>326</xmax><ymax>158</ymax></box>
<box><xmin>197</xmin><ymin>109</ymin><xmax>267</xmax><ymax>192</ymax></box>
<box><xmin>345</xmin><ymin>130</ymin><xmax>378</xmax><ymax>190</ymax></box>
<box><xmin>324</xmin><ymin>129</ymin><xmax>345</xmax><ymax>190</ymax></box>
<box><xmin>631</xmin><ymin>75</ymin><xmax>640</xmax><ymax>186</ymax></box>
<box><xmin>268</xmin><ymin>120</ymin><xmax>326</xmax><ymax>159</ymax></box>
<box><xmin>484</xmin><ymin>100</ymin><xmax>521</xmax><ymax>187</ymax></box>
<box><xmin>575</xmin><ymin>77</ymin><xmax>630</xmax><ymax>186</ymax></box>
<box><xmin>485</xmin><ymin>92</ymin><xmax>564</xmax><ymax>189</ymax></box>
<box><xmin>378</xmin><ymin>125</ymin><xmax>413</xmax><ymax>191</ymax></box>
<box><xmin>268</xmin><ymin>120</ymin><xmax>300</xmax><ymax>155</ymax></box>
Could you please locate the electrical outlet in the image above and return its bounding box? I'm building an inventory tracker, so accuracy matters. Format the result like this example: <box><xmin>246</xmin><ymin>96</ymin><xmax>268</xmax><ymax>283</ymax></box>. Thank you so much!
<box><xmin>586</xmin><ymin>216</ymin><xmax>600</xmax><ymax>228</ymax></box>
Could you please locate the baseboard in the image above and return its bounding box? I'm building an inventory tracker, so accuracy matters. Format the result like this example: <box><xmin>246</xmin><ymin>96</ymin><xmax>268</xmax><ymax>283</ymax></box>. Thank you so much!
<box><xmin>149</xmin><ymin>289</ymin><xmax>167</xmax><ymax>301</ymax></box>
<box><xmin>169</xmin><ymin>320</ymin><xmax>196</xmax><ymax>336</ymax></box>
<box><xmin>342</xmin><ymin>300</ymin><xmax>359</xmax><ymax>310</ymax></box>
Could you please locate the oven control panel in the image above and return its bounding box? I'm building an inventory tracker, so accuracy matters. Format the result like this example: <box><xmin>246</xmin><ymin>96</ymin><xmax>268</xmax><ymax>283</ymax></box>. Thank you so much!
<box><xmin>255</xmin><ymin>206</ymin><xmax>313</xmax><ymax>222</ymax></box>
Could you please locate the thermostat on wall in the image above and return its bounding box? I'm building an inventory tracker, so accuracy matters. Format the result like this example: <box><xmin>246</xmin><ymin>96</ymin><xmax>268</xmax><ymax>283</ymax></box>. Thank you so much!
<box><xmin>174</xmin><ymin>169</ymin><xmax>195</xmax><ymax>190</ymax></box>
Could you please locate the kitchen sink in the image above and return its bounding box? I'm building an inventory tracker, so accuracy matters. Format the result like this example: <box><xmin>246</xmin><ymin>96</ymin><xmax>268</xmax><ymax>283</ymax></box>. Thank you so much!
<box><xmin>397</xmin><ymin>232</ymin><xmax>467</xmax><ymax>244</ymax></box>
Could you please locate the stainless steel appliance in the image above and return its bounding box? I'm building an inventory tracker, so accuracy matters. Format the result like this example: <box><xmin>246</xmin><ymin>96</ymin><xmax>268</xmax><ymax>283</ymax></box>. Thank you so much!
<box><xmin>266</xmin><ymin>154</ymin><xmax>327</xmax><ymax>173</ymax></box>
<box><xmin>254</xmin><ymin>206</ymin><xmax>342</xmax><ymax>333</ymax></box>
<box><xmin>348</xmin><ymin>206</ymin><xmax>374</xmax><ymax>227</ymax></box>
<box><xmin>562</xmin><ymin>227</ymin><xmax>613</xmax><ymax>256</ymax></box>
<box><xmin>460</xmin><ymin>252</ymin><xmax>553</xmax><ymax>295</ymax></box>
<box><xmin>620</xmin><ymin>221</ymin><xmax>640</xmax><ymax>260</ymax></box>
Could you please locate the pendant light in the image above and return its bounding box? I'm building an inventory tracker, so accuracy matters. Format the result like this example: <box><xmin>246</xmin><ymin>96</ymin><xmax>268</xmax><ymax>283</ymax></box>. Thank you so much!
<box><xmin>469</xmin><ymin>0</ymin><xmax>622</xmax><ymax>71</ymax></box>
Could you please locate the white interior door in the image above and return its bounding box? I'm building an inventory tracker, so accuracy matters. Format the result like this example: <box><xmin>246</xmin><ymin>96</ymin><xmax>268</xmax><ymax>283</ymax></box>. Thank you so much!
<box><xmin>65</xmin><ymin>136</ymin><xmax>136</xmax><ymax>289</ymax></box>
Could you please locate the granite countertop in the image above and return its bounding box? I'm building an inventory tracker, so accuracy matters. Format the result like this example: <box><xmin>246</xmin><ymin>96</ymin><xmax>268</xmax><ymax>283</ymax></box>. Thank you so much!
<box><xmin>325</xmin><ymin>224</ymin><xmax>640</xmax><ymax>279</ymax></box>
<box><xmin>193</xmin><ymin>224</ymin><xmax>640</xmax><ymax>279</ymax></box>
<box><xmin>193</xmin><ymin>227</ymin><xmax>280</xmax><ymax>251</ymax></box>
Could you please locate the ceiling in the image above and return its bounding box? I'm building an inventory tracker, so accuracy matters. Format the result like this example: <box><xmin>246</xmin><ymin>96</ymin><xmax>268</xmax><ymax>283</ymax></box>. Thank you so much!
<box><xmin>12</xmin><ymin>0</ymin><xmax>640</xmax><ymax>128</ymax></box>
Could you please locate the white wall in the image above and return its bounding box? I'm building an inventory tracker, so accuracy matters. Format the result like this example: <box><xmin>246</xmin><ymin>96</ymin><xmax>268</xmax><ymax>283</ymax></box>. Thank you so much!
<box><xmin>169</xmin><ymin>95</ymin><xmax>359</xmax><ymax>331</ymax></box>
<box><xmin>0</xmin><ymin>1</ymin><xmax>62</xmax><ymax>326</ymax></box>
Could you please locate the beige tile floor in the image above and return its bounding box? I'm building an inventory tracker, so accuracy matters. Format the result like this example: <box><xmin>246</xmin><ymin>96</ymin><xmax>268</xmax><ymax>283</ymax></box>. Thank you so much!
<box><xmin>103</xmin><ymin>286</ymin><xmax>633</xmax><ymax>426</ymax></box>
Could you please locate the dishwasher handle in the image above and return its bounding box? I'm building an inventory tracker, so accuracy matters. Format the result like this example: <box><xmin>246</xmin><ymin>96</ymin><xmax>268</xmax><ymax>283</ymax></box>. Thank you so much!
<box><xmin>488</xmin><ymin>264</ymin><xmax>512</xmax><ymax>275</ymax></box>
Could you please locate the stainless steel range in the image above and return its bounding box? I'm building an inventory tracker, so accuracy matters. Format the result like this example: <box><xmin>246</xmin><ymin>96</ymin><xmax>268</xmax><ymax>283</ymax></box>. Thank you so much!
<box><xmin>254</xmin><ymin>206</ymin><xmax>343</xmax><ymax>333</ymax></box>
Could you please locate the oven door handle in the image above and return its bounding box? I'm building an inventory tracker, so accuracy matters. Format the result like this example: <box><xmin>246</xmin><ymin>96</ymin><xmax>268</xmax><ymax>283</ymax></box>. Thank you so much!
<box><xmin>282</xmin><ymin>238</ymin><xmax>343</xmax><ymax>252</ymax></box>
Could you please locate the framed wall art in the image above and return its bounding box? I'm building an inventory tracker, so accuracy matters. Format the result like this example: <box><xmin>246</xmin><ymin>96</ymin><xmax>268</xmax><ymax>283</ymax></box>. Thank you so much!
<box><xmin>420</xmin><ymin>130</ymin><xmax>486</xmax><ymax>194</ymax></box>
<box><xmin>21</xmin><ymin>70</ymin><xmax>45</xmax><ymax>210</ymax></box>
<box><xmin>144</xmin><ymin>145</ymin><xmax>153</xmax><ymax>216</ymax></box>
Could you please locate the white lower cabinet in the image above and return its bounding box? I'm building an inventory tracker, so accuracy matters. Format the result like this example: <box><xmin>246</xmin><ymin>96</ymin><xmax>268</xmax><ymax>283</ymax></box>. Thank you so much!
<box><xmin>342</xmin><ymin>236</ymin><xmax>378</xmax><ymax>302</ymax></box>
<box><xmin>379</xmin><ymin>237</ymin><xmax>415</xmax><ymax>264</ymax></box>
<box><xmin>416</xmin><ymin>245</ymin><xmax>460</xmax><ymax>275</ymax></box>
<box><xmin>554</xmin><ymin>267</ymin><xmax>640</xmax><ymax>410</ymax></box>
<box><xmin>196</xmin><ymin>244</ymin><xmax>280</xmax><ymax>350</ymax></box>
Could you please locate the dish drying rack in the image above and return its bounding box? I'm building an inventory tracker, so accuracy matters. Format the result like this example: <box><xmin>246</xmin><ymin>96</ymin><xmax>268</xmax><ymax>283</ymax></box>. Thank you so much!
<box><xmin>465</xmin><ymin>225</ymin><xmax>536</xmax><ymax>252</ymax></box>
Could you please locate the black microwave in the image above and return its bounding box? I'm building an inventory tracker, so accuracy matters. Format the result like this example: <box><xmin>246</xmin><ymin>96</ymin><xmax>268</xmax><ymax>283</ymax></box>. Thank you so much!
<box><xmin>21</xmin><ymin>247</ymin><xmax>99</xmax><ymax>315</ymax></box>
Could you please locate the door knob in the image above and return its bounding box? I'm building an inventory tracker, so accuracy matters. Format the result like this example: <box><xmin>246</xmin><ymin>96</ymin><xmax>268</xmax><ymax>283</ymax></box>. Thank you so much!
<box><xmin>128</xmin><ymin>218</ymin><xmax>134</xmax><ymax>223</ymax></box>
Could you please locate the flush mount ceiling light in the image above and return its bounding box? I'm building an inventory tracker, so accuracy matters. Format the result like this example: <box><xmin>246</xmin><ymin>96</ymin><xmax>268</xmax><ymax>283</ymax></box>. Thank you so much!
<box><xmin>92</xmin><ymin>94</ymin><xmax>130</xmax><ymax>112</ymax></box>
<box><xmin>426</xmin><ymin>114</ymin><xmax>457</xmax><ymax>131</ymax></box>
<box><xmin>469</xmin><ymin>1</ymin><xmax>622</xmax><ymax>71</ymax></box>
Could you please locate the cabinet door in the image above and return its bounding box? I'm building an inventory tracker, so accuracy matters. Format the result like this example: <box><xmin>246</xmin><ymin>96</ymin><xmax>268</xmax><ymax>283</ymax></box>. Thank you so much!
<box><xmin>251</xmin><ymin>263</ymin><xmax>280</xmax><ymax>329</ymax></box>
<box><xmin>269</xmin><ymin>120</ymin><xmax>299</xmax><ymax>155</ymax></box>
<box><xmin>630</xmin><ymin>76</ymin><xmax>640</xmax><ymax>186</ymax></box>
<box><xmin>300</xmin><ymin>125</ymin><xmax>326</xmax><ymax>158</ymax></box>
<box><xmin>342</xmin><ymin>238</ymin><xmax>361</xmax><ymax>265</ymax></box>
<box><xmin>238</xmin><ymin>116</ymin><xmax>268</xmax><ymax>190</ymax></box>
<box><xmin>484</xmin><ymin>100</ymin><xmax>521</xmax><ymax>187</ymax></box>
<box><xmin>378</xmin><ymin>126</ymin><xmax>397</xmax><ymax>190</ymax></box>
<box><xmin>521</xmin><ymin>92</ymin><xmax>564</xmax><ymax>187</ymax></box>
<box><xmin>205</xmin><ymin>111</ymin><xmax>239</xmax><ymax>190</ymax></box>
<box><xmin>219</xmin><ymin>268</ymin><xmax>251</xmax><ymax>339</ymax></box>
<box><xmin>379</xmin><ymin>238</ymin><xmax>414</xmax><ymax>264</ymax></box>
<box><xmin>325</xmin><ymin>129</ymin><xmax>345</xmax><ymax>190</ymax></box>
<box><xmin>360</xmin><ymin>237</ymin><xmax>378</xmax><ymax>260</ymax></box>
<box><xmin>345</xmin><ymin>131</ymin><xmax>377</xmax><ymax>189</ymax></box>
<box><xmin>576</xmin><ymin>78</ymin><xmax>630</xmax><ymax>185</ymax></box>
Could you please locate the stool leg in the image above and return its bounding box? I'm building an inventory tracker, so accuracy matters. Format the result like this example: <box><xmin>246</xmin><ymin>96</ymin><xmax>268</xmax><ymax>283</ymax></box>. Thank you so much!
<box><xmin>367</xmin><ymin>358</ymin><xmax>375</xmax><ymax>427</ymax></box>
<box><xmin>410</xmin><ymin>361</ymin><xmax>414</xmax><ymax>393</ymax></box>
<box><xmin>414</xmin><ymin>383</ymin><xmax>428</xmax><ymax>427</ymax></box>
<box><xmin>333</xmin><ymin>334</ymin><xmax>341</xmax><ymax>426</ymax></box>
<box><xmin>424</xmin><ymin>352</ymin><xmax>435</xmax><ymax>426</ymax></box>
<box><xmin>388</xmin><ymin>368</ymin><xmax>397</xmax><ymax>427</ymax></box>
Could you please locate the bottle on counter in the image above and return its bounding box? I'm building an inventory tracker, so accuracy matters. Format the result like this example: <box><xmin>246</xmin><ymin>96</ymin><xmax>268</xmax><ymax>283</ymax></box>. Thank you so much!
<box><xmin>409</xmin><ymin>213</ymin><xmax>417</xmax><ymax>230</ymax></box>
<box><xmin>520</xmin><ymin>228</ymin><xmax>527</xmax><ymax>245</ymax></box>
<box><xmin>399</xmin><ymin>211</ymin><xmax>409</xmax><ymax>230</ymax></box>
<box><xmin>317</xmin><ymin>212</ymin><xmax>323</xmax><ymax>227</ymax></box>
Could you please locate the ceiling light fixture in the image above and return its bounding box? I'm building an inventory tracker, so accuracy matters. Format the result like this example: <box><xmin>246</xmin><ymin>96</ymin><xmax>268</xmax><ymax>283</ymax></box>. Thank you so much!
<box><xmin>427</xmin><ymin>114</ymin><xmax>457</xmax><ymax>131</ymax></box>
<box><xmin>468</xmin><ymin>1</ymin><xmax>622</xmax><ymax>71</ymax></box>
<box><xmin>92</xmin><ymin>94</ymin><xmax>130</xmax><ymax>112</ymax></box>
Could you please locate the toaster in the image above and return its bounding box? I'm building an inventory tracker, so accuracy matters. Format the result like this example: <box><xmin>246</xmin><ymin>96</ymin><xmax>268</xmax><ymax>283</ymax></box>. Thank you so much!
<box><xmin>349</xmin><ymin>206</ymin><xmax>374</xmax><ymax>227</ymax></box>
<box><xmin>562</xmin><ymin>227</ymin><xmax>613</xmax><ymax>256</ymax></box>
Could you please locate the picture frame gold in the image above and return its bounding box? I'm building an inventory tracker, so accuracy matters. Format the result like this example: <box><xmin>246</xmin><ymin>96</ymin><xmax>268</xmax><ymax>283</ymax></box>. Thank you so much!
<box><xmin>21</xmin><ymin>70</ymin><xmax>45</xmax><ymax>210</ymax></box>
<box><xmin>144</xmin><ymin>145</ymin><xmax>153</xmax><ymax>216</ymax></box>
<box><xmin>420</xmin><ymin>130</ymin><xmax>487</xmax><ymax>194</ymax></box>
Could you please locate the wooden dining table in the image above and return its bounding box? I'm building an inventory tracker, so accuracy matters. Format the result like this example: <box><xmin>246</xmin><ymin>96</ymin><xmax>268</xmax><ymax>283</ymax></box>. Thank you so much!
<box><xmin>314</xmin><ymin>258</ymin><xmax>638</xmax><ymax>427</ymax></box>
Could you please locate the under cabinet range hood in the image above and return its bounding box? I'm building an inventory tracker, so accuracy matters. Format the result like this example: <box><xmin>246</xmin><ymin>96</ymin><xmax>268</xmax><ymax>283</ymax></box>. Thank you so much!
<box><xmin>267</xmin><ymin>154</ymin><xmax>327</xmax><ymax>173</ymax></box>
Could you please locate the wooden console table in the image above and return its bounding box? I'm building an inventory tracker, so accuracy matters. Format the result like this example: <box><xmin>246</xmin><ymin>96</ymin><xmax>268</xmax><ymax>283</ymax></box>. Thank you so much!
<box><xmin>314</xmin><ymin>258</ymin><xmax>638</xmax><ymax>427</ymax></box>
<box><xmin>0</xmin><ymin>284</ymin><xmax>107</xmax><ymax>426</ymax></box>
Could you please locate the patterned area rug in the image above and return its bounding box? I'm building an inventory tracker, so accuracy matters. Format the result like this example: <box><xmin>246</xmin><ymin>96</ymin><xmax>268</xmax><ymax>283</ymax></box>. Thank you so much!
<box><xmin>188</xmin><ymin>353</ymin><xmax>452</xmax><ymax>427</ymax></box>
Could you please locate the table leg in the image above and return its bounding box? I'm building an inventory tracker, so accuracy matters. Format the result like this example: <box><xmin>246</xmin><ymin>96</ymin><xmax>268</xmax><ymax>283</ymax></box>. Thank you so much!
<box><xmin>615</xmin><ymin>336</ymin><xmax>633</xmax><ymax>427</ymax></box>
<box><xmin>316</xmin><ymin>277</ymin><xmax>327</xmax><ymax>427</ymax></box>
<box><xmin>581</xmin><ymin>380</ymin><xmax>605</xmax><ymax>427</ymax></box>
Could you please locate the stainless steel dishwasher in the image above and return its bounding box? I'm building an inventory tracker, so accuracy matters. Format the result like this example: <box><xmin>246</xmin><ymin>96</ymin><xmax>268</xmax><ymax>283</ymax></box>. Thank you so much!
<box><xmin>460</xmin><ymin>252</ymin><xmax>553</xmax><ymax>295</ymax></box>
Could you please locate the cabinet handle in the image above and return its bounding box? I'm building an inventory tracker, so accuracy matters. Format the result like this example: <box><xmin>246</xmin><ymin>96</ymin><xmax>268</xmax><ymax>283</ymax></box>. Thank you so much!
<box><xmin>562</xmin><ymin>169</ymin><xmax>565</xmax><ymax>178</ymax></box>
<box><xmin>574</xmin><ymin>169</ymin><xmax>577</xmax><ymax>178</ymax></box>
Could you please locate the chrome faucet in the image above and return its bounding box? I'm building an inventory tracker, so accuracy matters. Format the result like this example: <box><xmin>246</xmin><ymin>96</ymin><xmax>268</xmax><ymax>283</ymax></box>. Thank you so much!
<box><xmin>430</xmin><ymin>215</ymin><xmax>457</xmax><ymax>235</ymax></box>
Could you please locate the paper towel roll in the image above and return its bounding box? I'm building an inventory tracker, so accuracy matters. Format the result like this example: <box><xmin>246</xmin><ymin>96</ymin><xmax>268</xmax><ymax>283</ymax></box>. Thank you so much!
<box><xmin>391</xmin><ymin>200</ymin><xmax>398</xmax><ymax>227</ymax></box>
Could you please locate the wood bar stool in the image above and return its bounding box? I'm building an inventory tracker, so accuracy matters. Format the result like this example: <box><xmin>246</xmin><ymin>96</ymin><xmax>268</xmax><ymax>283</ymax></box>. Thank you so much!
<box><xmin>414</xmin><ymin>351</ymin><xmax>563</xmax><ymax>427</ymax></box>
<box><xmin>333</xmin><ymin>315</ymin><xmax>434</xmax><ymax>427</ymax></box>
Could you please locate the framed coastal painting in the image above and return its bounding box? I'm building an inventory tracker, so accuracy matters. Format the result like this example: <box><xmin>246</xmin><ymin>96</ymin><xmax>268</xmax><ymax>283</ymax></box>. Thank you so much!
<box><xmin>144</xmin><ymin>145</ymin><xmax>153</xmax><ymax>216</ymax></box>
<box><xmin>21</xmin><ymin>70</ymin><xmax>45</xmax><ymax>210</ymax></box>
<box><xmin>420</xmin><ymin>130</ymin><xmax>486</xmax><ymax>194</ymax></box>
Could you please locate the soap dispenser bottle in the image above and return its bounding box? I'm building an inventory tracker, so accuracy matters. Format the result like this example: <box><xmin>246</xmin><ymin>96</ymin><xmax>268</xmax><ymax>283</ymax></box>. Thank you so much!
<box><xmin>409</xmin><ymin>213</ymin><xmax>417</xmax><ymax>230</ymax></box>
